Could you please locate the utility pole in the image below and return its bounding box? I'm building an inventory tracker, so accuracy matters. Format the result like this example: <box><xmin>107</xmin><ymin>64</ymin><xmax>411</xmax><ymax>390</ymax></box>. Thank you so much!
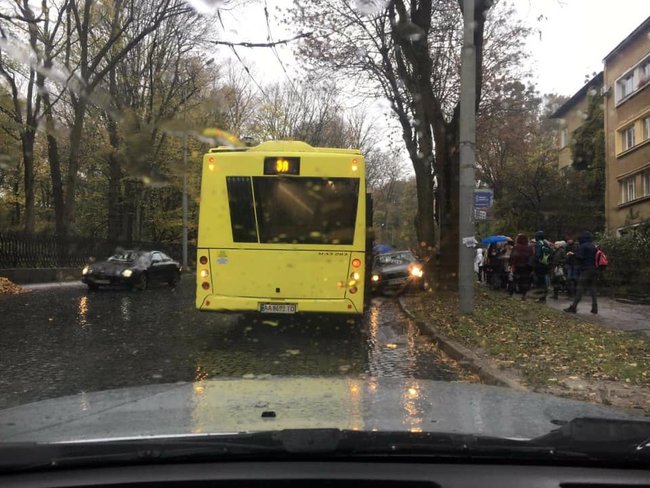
<box><xmin>182</xmin><ymin>133</ymin><xmax>188</xmax><ymax>270</ymax></box>
<box><xmin>458</xmin><ymin>0</ymin><xmax>476</xmax><ymax>314</ymax></box>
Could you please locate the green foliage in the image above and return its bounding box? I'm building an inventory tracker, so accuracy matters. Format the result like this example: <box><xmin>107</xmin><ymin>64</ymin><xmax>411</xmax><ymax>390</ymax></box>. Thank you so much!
<box><xmin>597</xmin><ymin>221</ymin><xmax>650</xmax><ymax>295</ymax></box>
<box><xmin>569</xmin><ymin>92</ymin><xmax>606</xmax><ymax>232</ymax></box>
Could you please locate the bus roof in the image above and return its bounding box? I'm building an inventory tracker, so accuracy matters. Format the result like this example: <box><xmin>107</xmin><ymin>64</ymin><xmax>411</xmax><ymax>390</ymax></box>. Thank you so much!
<box><xmin>208</xmin><ymin>140</ymin><xmax>361</xmax><ymax>155</ymax></box>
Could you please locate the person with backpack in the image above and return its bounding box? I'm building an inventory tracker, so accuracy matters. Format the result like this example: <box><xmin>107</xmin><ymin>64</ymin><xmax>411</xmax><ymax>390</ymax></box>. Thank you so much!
<box><xmin>531</xmin><ymin>230</ymin><xmax>552</xmax><ymax>302</ymax></box>
<box><xmin>564</xmin><ymin>231</ymin><xmax>601</xmax><ymax>314</ymax></box>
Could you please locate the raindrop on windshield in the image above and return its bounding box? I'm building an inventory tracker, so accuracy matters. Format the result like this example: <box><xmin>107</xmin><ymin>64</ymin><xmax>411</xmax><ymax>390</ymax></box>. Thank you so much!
<box><xmin>184</xmin><ymin>0</ymin><xmax>226</xmax><ymax>15</ymax></box>
<box><xmin>352</xmin><ymin>0</ymin><xmax>389</xmax><ymax>16</ymax></box>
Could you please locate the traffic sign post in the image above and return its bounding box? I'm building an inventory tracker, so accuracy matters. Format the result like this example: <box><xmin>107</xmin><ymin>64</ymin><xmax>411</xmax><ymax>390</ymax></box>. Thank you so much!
<box><xmin>473</xmin><ymin>189</ymin><xmax>493</xmax><ymax>209</ymax></box>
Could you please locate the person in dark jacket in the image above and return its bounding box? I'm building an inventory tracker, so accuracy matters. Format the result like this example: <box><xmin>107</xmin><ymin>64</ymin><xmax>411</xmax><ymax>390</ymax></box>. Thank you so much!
<box><xmin>509</xmin><ymin>234</ymin><xmax>533</xmax><ymax>299</ymax></box>
<box><xmin>531</xmin><ymin>230</ymin><xmax>550</xmax><ymax>302</ymax></box>
<box><xmin>550</xmin><ymin>241</ymin><xmax>567</xmax><ymax>300</ymax></box>
<box><xmin>564</xmin><ymin>231</ymin><xmax>598</xmax><ymax>314</ymax></box>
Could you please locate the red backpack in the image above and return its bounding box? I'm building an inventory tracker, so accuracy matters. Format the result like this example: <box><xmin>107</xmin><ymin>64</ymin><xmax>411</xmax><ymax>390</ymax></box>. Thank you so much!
<box><xmin>595</xmin><ymin>247</ymin><xmax>609</xmax><ymax>268</ymax></box>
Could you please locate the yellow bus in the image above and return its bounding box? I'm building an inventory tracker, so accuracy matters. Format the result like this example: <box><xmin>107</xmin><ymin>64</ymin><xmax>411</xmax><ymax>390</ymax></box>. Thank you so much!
<box><xmin>195</xmin><ymin>140</ymin><xmax>370</xmax><ymax>316</ymax></box>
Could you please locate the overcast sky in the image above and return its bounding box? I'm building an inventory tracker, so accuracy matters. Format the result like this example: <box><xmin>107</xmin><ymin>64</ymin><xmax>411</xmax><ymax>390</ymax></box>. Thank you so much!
<box><xmin>211</xmin><ymin>0</ymin><xmax>650</xmax><ymax>99</ymax></box>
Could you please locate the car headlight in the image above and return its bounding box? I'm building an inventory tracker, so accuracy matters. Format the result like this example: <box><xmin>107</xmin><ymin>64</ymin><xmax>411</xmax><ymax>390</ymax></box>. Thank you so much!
<box><xmin>122</xmin><ymin>269</ymin><xmax>133</xmax><ymax>278</ymax></box>
<box><xmin>410</xmin><ymin>266</ymin><xmax>424</xmax><ymax>278</ymax></box>
<box><xmin>371</xmin><ymin>274</ymin><xmax>380</xmax><ymax>282</ymax></box>
<box><xmin>82</xmin><ymin>265</ymin><xmax>89</xmax><ymax>275</ymax></box>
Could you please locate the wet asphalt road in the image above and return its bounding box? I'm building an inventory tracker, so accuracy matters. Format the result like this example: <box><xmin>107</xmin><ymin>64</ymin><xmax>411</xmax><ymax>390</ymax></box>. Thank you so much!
<box><xmin>0</xmin><ymin>279</ymin><xmax>466</xmax><ymax>410</ymax></box>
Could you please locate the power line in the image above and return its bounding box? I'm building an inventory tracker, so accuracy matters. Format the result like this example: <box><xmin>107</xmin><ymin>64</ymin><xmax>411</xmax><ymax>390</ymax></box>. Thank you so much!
<box><xmin>263</xmin><ymin>0</ymin><xmax>299</xmax><ymax>95</ymax></box>
<box><xmin>216</xmin><ymin>10</ymin><xmax>272</xmax><ymax>104</ymax></box>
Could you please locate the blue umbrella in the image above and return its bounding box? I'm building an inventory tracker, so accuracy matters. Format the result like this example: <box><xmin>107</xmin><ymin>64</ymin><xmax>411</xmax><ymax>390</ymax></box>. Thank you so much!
<box><xmin>373</xmin><ymin>244</ymin><xmax>394</xmax><ymax>254</ymax></box>
<box><xmin>481</xmin><ymin>235</ymin><xmax>512</xmax><ymax>245</ymax></box>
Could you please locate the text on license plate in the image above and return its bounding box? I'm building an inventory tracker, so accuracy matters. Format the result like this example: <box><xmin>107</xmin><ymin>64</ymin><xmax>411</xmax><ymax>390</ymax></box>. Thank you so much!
<box><xmin>260</xmin><ymin>303</ymin><xmax>297</xmax><ymax>314</ymax></box>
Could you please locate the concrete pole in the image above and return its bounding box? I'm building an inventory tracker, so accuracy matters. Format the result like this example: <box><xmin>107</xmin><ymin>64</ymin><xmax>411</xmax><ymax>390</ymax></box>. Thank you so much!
<box><xmin>459</xmin><ymin>0</ymin><xmax>476</xmax><ymax>314</ymax></box>
<box><xmin>182</xmin><ymin>134</ymin><xmax>188</xmax><ymax>270</ymax></box>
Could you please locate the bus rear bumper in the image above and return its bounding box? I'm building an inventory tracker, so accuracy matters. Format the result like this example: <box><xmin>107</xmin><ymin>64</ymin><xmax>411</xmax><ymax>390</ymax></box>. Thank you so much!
<box><xmin>196</xmin><ymin>295</ymin><xmax>362</xmax><ymax>314</ymax></box>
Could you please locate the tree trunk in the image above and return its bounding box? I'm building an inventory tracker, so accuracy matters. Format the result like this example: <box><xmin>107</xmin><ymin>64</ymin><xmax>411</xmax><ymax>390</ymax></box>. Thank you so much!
<box><xmin>63</xmin><ymin>98</ymin><xmax>88</xmax><ymax>234</ymax></box>
<box><xmin>21</xmin><ymin>130</ymin><xmax>36</xmax><ymax>233</ymax></box>
<box><xmin>432</xmin><ymin>120</ymin><xmax>460</xmax><ymax>291</ymax></box>
<box><xmin>412</xmin><ymin>156</ymin><xmax>436</xmax><ymax>257</ymax></box>
<box><xmin>46</xmin><ymin>132</ymin><xmax>65</xmax><ymax>236</ymax></box>
<box><xmin>107</xmin><ymin>116</ymin><xmax>123</xmax><ymax>239</ymax></box>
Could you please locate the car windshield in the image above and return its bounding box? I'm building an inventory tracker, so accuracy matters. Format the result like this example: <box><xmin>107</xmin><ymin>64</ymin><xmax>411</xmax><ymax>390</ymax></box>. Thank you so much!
<box><xmin>375</xmin><ymin>252</ymin><xmax>416</xmax><ymax>266</ymax></box>
<box><xmin>2</xmin><ymin>0</ymin><xmax>650</xmax><ymax>469</ymax></box>
<box><xmin>107</xmin><ymin>251</ymin><xmax>143</xmax><ymax>262</ymax></box>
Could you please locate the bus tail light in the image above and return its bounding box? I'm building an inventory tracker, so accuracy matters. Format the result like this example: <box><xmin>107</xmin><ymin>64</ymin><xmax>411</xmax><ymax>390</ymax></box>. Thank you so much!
<box><xmin>352</xmin><ymin>258</ymin><xmax>361</xmax><ymax>268</ymax></box>
<box><xmin>349</xmin><ymin>286</ymin><xmax>358</xmax><ymax>294</ymax></box>
<box><xmin>199</xmin><ymin>256</ymin><xmax>208</xmax><ymax>265</ymax></box>
<box><xmin>200</xmin><ymin>269</ymin><xmax>209</xmax><ymax>278</ymax></box>
<box><xmin>202</xmin><ymin>282</ymin><xmax>210</xmax><ymax>290</ymax></box>
<box><xmin>350</xmin><ymin>272</ymin><xmax>360</xmax><ymax>280</ymax></box>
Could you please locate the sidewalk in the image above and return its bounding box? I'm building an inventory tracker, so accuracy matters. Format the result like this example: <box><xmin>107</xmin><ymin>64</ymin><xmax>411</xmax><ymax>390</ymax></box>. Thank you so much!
<box><xmin>545</xmin><ymin>295</ymin><xmax>650</xmax><ymax>338</ymax></box>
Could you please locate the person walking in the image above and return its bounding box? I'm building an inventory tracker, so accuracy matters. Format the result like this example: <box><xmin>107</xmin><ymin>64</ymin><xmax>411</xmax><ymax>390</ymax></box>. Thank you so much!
<box><xmin>564</xmin><ymin>238</ymin><xmax>578</xmax><ymax>297</ymax></box>
<box><xmin>509</xmin><ymin>234</ymin><xmax>533</xmax><ymax>299</ymax></box>
<box><xmin>550</xmin><ymin>241</ymin><xmax>567</xmax><ymax>300</ymax></box>
<box><xmin>532</xmin><ymin>230</ymin><xmax>552</xmax><ymax>302</ymax></box>
<box><xmin>474</xmin><ymin>248</ymin><xmax>484</xmax><ymax>283</ymax></box>
<box><xmin>564</xmin><ymin>231</ymin><xmax>599</xmax><ymax>314</ymax></box>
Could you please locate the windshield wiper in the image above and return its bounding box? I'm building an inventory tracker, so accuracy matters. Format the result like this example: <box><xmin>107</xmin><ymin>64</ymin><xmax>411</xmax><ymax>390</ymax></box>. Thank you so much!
<box><xmin>530</xmin><ymin>417</ymin><xmax>650</xmax><ymax>463</ymax></box>
<box><xmin>2</xmin><ymin>421</ymin><xmax>649</xmax><ymax>473</ymax></box>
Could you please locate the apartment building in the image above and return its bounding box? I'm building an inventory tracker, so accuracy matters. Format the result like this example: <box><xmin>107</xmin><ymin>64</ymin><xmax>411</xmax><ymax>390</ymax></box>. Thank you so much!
<box><xmin>550</xmin><ymin>72</ymin><xmax>603</xmax><ymax>170</ymax></box>
<box><xmin>604</xmin><ymin>17</ymin><xmax>650</xmax><ymax>234</ymax></box>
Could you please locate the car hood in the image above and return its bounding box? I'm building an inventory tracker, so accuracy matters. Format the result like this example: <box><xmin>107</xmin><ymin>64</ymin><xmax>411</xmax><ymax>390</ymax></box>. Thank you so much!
<box><xmin>0</xmin><ymin>377</ymin><xmax>641</xmax><ymax>443</ymax></box>
<box><xmin>375</xmin><ymin>263</ymin><xmax>412</xmax><ymax>275</ymax></box>
<box><xmin>90</xmin><ymin>261</ymin><xmax>136</xmax><ymax>273</ymax></box>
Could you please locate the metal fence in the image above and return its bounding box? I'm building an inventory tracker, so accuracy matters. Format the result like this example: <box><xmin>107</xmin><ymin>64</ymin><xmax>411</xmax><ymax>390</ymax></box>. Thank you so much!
<box><xmin>0</xmin><ymin>233</ymin><xmax>193</xmax><ymax>268</ymax></box>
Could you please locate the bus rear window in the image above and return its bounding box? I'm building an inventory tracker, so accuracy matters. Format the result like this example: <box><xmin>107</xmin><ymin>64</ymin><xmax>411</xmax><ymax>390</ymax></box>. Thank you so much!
<box><xmin>252</xmin><ymin>177</ymin><xmax>359</xmax><ymax>245</ymax></box>
<box><xmin>226</xmin><ymin>177</ymin><xmax>258</xmax><ymax>243</ymax></box>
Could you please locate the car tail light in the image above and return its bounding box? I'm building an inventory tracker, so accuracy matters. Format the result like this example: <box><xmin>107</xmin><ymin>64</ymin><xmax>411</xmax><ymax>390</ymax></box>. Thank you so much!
<box><xmin>202</xmin><ymin>282</ymin><xmax>210</xmax><ymax>290</ymax></box>
<box><xmin>352</xmin><ymin>258</ymin><xmax>361</xmax><ymax>268</ymax></box>
<box><xmin>200</xmin><ymin>256</ymin><xmax>208</xmax><ymax>265</ymax></box>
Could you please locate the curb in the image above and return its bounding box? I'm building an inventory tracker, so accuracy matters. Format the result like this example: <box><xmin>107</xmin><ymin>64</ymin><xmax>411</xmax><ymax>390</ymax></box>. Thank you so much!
<box><xmin>397</xmin><ymin>296</ymin><xmax>526</xmax><ymax>391</ymax></box>
<box><xmin>23</xmin><ymin>281</ymin><xmax>85</xmax><ymax>290</ymax></box>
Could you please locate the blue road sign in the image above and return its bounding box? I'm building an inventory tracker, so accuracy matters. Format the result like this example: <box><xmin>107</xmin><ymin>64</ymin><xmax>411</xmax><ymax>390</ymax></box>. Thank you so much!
<box><xmin>474</xmin><ymin>189</ymin><xmax>493</xmax><ymax>209</ymax></box>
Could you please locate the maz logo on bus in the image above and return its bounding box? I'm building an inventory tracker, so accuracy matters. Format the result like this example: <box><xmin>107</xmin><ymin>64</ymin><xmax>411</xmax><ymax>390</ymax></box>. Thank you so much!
<box><xmin>263</xmin><ymin>157</ymin><xmax>300</xmax><ymax>175</ymax></box>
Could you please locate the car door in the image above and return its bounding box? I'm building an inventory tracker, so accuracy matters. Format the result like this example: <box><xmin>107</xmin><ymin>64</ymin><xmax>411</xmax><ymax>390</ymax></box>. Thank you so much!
<box><xmin>149</xmin><ymin>252</ymin><xmax>165</xmax><ymax>282</ymax></box>
<box><xmin>159</xmin><ymin>252</ymin><xmax>177</xmax><ymax>281</ymax></box>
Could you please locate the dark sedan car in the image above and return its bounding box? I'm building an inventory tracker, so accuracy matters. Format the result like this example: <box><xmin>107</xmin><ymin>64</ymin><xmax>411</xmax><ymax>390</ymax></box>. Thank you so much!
<box><xmin>370</xmin><ymin>250</ymin><xmax>424</xmax><ymax>295</ymax></box>
<box><xmin>81</xmin><ymin>250</ymin><xmax>181</xmax><ymax>291</ymax></box>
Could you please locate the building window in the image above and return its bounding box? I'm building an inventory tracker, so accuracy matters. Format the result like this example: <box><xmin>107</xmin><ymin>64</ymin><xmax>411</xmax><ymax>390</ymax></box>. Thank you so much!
<box><xmin>639</xmin><ymin>61</ymin><xmax>650</xmax><ymax>88</ymax></box>
<box><xmin>559</xmin><ymin>128</ymin><xmax>569</xmax><ymax>148</ymax></box>
<box><xmin>618</xmin><ymin>73</ymin><xmax>634</xmax><ymax>100</ymax></box>
<box><xmin>620</xmin><ymin>176</ymin><xmax>636</xmax><ymax>203</ymax></box>
<box><xmin>645</xmin><ymin>117</ymin><xmax>650</xmax><ymax>140</ymax></box>
<box><xmin>644</xmin><ymin>171</ymin><xmax>650</xmax><ymax>197</ymax></box>
<box><xmin>622</xmin><ymin>126</ymin><xmax>636</xmax><ymax>150</ymax></box>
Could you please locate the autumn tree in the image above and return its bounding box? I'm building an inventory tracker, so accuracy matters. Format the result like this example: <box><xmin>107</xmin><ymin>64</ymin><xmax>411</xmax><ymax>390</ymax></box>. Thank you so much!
<box><xmin>570</xmin><ymin>91</ymin><xmax>605</xmax><ymax>233</ymax></box>
<box><xmin>290</xmin><ymin>0</ymin><xmax>529</xmax><ymax>288</ymax></box>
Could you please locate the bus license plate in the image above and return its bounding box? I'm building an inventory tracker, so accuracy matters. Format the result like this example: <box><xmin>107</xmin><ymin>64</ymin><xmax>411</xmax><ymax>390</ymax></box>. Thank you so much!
<box><xmin>260</xmin><ymin>303</ymin><xmax>297</xmax><ymax>314</ymax></box>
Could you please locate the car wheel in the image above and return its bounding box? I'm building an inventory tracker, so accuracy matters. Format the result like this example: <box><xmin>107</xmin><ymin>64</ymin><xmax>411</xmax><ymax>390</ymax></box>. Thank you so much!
<box><xmin>168</xmin><ymin>270</ymin><xmax>180</xmax><ymax>287</ymax></box>
<box><xmin>135</xmin><ymin>273</ymin><xmax>148</xmax><ymax>291</ymax></box>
